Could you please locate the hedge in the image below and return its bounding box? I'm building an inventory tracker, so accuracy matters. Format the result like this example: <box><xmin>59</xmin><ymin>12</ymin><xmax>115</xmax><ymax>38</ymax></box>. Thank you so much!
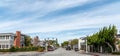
<box><xmin>0</xmin><ymin>46</ymin><xmax>45</xmax><ymax>52</ymax></box>
<box><xmin>112</xmin><ymin>52</ymin><xmax>120</xmax><ymax>55</ymax></box>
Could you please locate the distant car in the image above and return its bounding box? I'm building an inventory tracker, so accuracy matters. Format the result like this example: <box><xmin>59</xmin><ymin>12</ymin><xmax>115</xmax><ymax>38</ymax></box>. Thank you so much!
<box><xmin>66</xmin><ymin>46</ymin><xmax>71</xmax><ymax>50</ymax></box>
<box><xmin>48</xmin><ymin>46</ymin><xmax>54</xmax><ymax>51</ymax></box>
<box><xmin>48</xmin><ymin>47</ymin><xmax>54</xmax><ymax>51</ymax></box>
<box><xmin>74</xmin><ymin>48</ymin><xmax>79</xmax><ymax>51</ymax></box>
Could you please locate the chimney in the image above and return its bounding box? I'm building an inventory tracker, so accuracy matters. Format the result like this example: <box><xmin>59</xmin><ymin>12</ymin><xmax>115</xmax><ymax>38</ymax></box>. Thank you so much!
<box><xmin>14</xmin><ymin>31</ymin><xmax>21</xmax><ymax>47</ymax></box>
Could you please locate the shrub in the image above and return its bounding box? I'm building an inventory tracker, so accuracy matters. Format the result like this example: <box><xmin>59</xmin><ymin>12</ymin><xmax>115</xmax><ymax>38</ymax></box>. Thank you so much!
<box><xmin>112</xmin><ymin>52</ymin><xmax>120</xmax><ymax>55</ymax></box>
<box><xmin>0</xmin><ymin>46</ymin><xmax>45</xmax><ymax>52</ymax></box>
<box><xmin>38</xmin><ymin>47</ymin><xmax>44</xmax><ymax>52</ymax></box>
<box><xmin>9</xmin><ymin>46</ymin><xmax>16</xmax><ymax>52</ymax></box>
<box><xmin>0</xmin><ymin>49</ymin><xmax>9</xmax><ymax>52</ymax></box>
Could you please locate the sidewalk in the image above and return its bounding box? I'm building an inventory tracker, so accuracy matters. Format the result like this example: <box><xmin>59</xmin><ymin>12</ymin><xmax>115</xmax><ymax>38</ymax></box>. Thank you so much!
<box><xmin>0</xmin><ymin>51</ymin><xmax>45</xmax><ymax>55</ymax></box>
<box><xmin>82</xmin><ymin>52</ymin><xmax>120</xmax><ymax>56</ymax></box>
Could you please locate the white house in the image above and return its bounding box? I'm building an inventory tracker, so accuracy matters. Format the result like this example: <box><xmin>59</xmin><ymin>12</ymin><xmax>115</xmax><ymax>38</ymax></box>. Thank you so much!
<box><xmin>0</xmin><ymin>31</ymin><xmax>26</xmax><ymax>49</ymax></box>
<box><xmin>78</xmin><ymin>37</ymin><xmax>88</xmax><ymax>53</ymax></box>
<box><xmin>0</xmin><ymin>33</ymin><xmax>15</xmax><ymax>49</ymax></box>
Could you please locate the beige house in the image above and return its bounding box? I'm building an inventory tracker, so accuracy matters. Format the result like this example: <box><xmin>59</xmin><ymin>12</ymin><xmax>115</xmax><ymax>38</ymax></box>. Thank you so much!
<box><xmin>116</xmin><ymin>34</ymin><xmax>120</xmax><ymax>51</ymax></box>
<box><xmin>78</xmin><ymin>37</ymin><xmax>88</xmax><ymax>53</ymax></box>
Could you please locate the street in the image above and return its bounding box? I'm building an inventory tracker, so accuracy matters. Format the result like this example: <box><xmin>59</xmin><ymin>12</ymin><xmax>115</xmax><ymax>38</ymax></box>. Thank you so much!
<box><xmin>40</xmin><ymin>48</ymin><xmax>92</xmax><ymax>56</ymax></box>
<box><xmin>42</xmin><ymin>48</ymin><xmax>120</xmax><ymax>56</ymax></box>
<box><xmin>0</xmin><ymin>48</ymin><xmax>92</xmax><ymax>56</ymax></box>
<box><xmin>0</xmin><ymin>48</ymin><xmax>120</xmax><ymax>56</ymax></box>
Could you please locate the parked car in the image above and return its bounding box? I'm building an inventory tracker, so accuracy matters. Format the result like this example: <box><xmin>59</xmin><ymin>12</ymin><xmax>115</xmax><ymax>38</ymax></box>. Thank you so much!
<box><xmin>74</xmin><ymin>47</ymin><xmax>79</xmax><ymax>51</ymax></box>
<box><xmin>48</xmin><ymin>46</ymin><xmax>54</xmax><ymax>51</ymax></box>
<box><xmin>66</xmin><ymin>46</ymin><xmax>71</xmax><ymax>50</ymax></box>
<box><xmin>48</xmin><ymin>47</ymin><xmax>54</xmax><ymax>51</ymax></box>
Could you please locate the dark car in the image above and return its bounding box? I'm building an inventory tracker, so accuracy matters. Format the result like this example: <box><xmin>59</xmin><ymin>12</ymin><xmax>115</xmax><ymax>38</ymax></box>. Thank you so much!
<box><xmin>66</xmin><ymin>46</ymin><xmax>71</xmax><ymax>50</ymax></box>
<box><xmin>74</xmin><ymin>48</ymin><xmax>79</xmax><ymax>51</ymax></box>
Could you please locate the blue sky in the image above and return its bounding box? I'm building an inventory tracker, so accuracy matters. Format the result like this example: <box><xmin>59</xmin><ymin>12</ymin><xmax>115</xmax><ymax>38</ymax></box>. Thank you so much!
<box><xmin>0</xmin><ymin>0</ymin><xmax>120</xmax><ymax>43</ymax></box>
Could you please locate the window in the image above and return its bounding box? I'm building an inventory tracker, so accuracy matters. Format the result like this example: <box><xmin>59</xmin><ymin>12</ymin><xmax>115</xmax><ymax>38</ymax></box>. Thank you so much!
<box><xmin>2</xmin><ymin>36</ymin><xmax>5</xmax><ymax>39</ymax></box>
<box><xmin>6</xmin><ymin>36</ymin><xmax>7</xmax><ymax>39</ymax></box>
<box><xmin>11</xmin><ymin>37</ymin><xmax>13</xmax><ymax>39</ymax></box>
<box><xmin>6</xmin><ymin>36</ymin><xmax>9</xmax><ymax>39</ymax></box>
<box><xmin>0</xmin><ymin>37</ymin><xmax>2</xmax><ymax>39</ymax></box>
<box><xmin>10</xmin><ymin>45</ymin><xmax>13</xmax><ymax>47</ymax></box>
<box><xmin>0</xmin><ymin>45</ymin><xmax>1</xmax><ymax>48</ymax></box>
<box><xmin>1</xmin><ymin>36</ymin><xmax>3</xmax><ymax>39</ymax></box>
<box><xmin>8</xmin><ymin>36</ymin><xmax>9</xmax><ymax>39</ymax></box>
<box><xmin>6</xmin><ymin>45</ymin><xmax>9</xmax><ymax>48</ymax></box>
<box><xmin>5</xmin><ymin>36</ymin><xmax>7</xmax><ymax>39</ymax></box>
<box><xmin>2</xmin><ymin>45</ymin><xmax>5</xmax><ymax>49</ymax></box>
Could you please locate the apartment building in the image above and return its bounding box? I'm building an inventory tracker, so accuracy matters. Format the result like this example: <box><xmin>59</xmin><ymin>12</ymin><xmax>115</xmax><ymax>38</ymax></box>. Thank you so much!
<box><xmin>0</xmin><ymin>31</ymin><xmax>25</xmax><ymax>49</ymax></box>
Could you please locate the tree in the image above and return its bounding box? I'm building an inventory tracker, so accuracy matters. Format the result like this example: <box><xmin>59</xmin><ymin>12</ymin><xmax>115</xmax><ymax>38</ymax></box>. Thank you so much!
<box><xmin>61</xmin><ymin>41</ymin><xmax>69</xmax><ymax>47</ymax></box>
<box><xmin>87</xmin><ymin>25</ymin><xmax>117</xmax><ymax>53</ymax></box>
<box><xmin>48</xmin><ymin>40</ymin><xmax>56</xmax><ymax>45</ymax></box>
<box><xmin>101</xmin><ymin>25</ymin><xmax>117</xmax><ymax>52</ymax></box>
<box><xmin>24</xmin><ymin>36</ymin><xmax>32</xmax><ymax>47</ymax></box>
<box><xmin>87</xmin><ymin>33</ymin><xmax>99</xmax><ymax>45</ymax></box>
<box><xmin>71</xmin><ymin>39</ymin><xmax>78</xmax><ymax>45</ymax></box>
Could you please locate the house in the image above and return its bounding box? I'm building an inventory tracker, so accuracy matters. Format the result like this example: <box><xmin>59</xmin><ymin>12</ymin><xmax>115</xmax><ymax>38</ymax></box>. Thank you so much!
<box><xmin>78</xmin><ymin>37</ymin><xmax>86</xmax><ymax>51</ymax></box>
<box><xmin>39</xmin><ymin>40</ymin><xmax>46</xmax><ymax>47</ymax></box>
<box><xmin>116</xmin><ymin>34</ymin><xmax>120</xmax><ymax>40</ymax></box>
<box><xmin>78</xmin><ymin>34</ymin><xmax>120</xmax><ymax>52</ymax></box>
<box><xmin>32</xmin><ymin>36</ymin><xmax>40</xmax><ymax>47</ymax></box>
<box><xmin>0</xmin><ymin>31</ymin><xmax>25</xmax><ymax>49</ymax></box>
<box><xmin>116</xmin><ymin>34</ymin><xmax>120</xmax><ymax>51</ymax></box>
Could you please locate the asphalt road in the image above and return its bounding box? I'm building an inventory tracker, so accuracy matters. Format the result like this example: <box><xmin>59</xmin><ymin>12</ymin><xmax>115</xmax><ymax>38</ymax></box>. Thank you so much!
<box><xmin>0</xmin><ymin>48</ymin><xmax>92</xmax><ymax>56</ymax></box>
<box><xmin>0</xmin><ymin>48</ymin><xmax>119</xmax><ymax>56</ymax></box>
<box><xmin>40</xmin><ymin>48</ymin><xmax>92</xmax><ymax>56</ymax></box>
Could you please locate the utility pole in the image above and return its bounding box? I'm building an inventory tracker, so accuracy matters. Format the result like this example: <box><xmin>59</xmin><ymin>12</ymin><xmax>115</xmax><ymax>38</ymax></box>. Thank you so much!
<box><xmin>45</xmin><ymin>42</ymin><xmax>48</xmax><ymax>52</ymax></box>
<box><xmin>45</xmin><ymin>38</ymin><xmax>48</xmax><ymax>52</ymax></box>
<box><xmin>86</xmin><ymin>37</ymin><xmax>88</xmax><ymax>53</ymax></box>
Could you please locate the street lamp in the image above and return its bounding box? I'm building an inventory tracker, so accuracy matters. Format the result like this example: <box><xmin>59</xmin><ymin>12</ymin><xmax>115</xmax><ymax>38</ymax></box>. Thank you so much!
<box><xmin>86</xmin><ymin>38</ymin><xmax>88</xmax><ymax>53</ymax></box>
<box><xmin>85</xmin><ymin>37</ymin><xmax>88</xmax><ymax>53</ymax></box>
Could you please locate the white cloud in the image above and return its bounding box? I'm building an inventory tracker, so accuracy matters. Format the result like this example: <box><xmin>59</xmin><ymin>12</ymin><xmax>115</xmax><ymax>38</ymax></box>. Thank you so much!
<box><xmin>1</xmin><ymin>5</ymin><xmax>120</xmax><ymax>34</ymax></box>
<box><xmin>0</xmin><ymin>0</ymin><xmax>94</xmax><ymax>15</ymax></box>
<box><xmin>0</xmin><ymin>0</ymin><xmax>120</xmax><ymax>43</ymax></box>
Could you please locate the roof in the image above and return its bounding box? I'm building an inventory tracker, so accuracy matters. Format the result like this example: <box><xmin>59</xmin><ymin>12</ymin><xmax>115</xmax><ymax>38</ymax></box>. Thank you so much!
<box><xmin>117</xmin><ymin>34</ymin><xmax>120</xmax><ymax>36</ymax></box>
<box><xmin>0</xmin><ymin>33</ymin><xmax>28</xmax><ymax>36</ymax></box>
<box><xmin>21</xmin><ymin>34</ymin><xmax>28</xmax><ymax>36</ymax></box>
<box><xmin>0</xmin><ymin>33</ymin><xmax>15</xmax><ymax>36</ymax></box>
<box><xmin>80</xmin><ymin>37</ymin><xmax>87</xmax><ymax>40</ymax></box>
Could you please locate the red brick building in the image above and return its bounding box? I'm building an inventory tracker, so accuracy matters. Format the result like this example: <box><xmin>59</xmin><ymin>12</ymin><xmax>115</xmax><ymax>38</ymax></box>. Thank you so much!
<box><xmin>14</xmin><ymin>31</ymin><xmax>21</xmax><ymax>47</ymax></box>
<box><xmin>14</xmin><ymin>31</ymin><xmax>26</xmax><ymax>47</ymax></box>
